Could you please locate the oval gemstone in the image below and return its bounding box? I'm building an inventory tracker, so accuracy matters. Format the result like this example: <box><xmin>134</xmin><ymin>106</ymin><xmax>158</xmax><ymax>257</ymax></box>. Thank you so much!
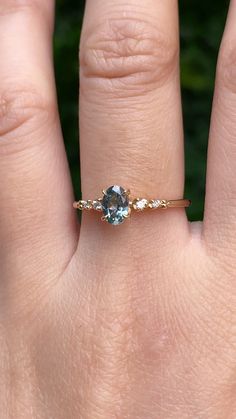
<box><xmin>102</xmin><ymin>186</ymin><xmax>130</xmax><ymax>225</ymax></box>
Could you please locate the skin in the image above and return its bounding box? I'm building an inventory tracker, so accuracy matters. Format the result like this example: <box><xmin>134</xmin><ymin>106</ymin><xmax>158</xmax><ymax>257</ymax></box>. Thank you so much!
<box><xmin>0</xmin><ymin>0</ymin><xmax>235</xmax><ymax>417</ymax></box>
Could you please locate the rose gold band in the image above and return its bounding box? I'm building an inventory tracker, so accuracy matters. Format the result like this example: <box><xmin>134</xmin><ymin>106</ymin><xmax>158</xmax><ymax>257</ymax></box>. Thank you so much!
<box><xmin>73</xmin><ymin>198</ymin><xmax>191</xmax><ymax>211</ymax></box>
<box><xmin>165</xmin><ymin>199</ymin><xmax>191</xmax><ymax>208</ymax></box>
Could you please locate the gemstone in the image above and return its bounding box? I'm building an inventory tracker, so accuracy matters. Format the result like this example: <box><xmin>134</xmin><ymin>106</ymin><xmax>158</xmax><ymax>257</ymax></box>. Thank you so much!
<box><xmin>79</xmin><ymin>200</ymin><xmax>88</xmax><ymax>210</ymax></box>
<box><xmin>150</xmin><ymin>199</ymin><xmax>161</xmax><ymax>209</ymax></box>
<box><xmin>92</xmin><ymin>200</ymin><xmax>102</xmax><ymax>211</ymax></box>
<box><xmin>101</xmin><ymin>185</ymin><xmax>130</xmax><ymax>225</ymax></box>
<box><xmin>85</xmin><ymin>200</ymin><xmax>93</xmax><ymax>210</ymax></box>
<box><xmin>133</xmin><ymin>198</ymin><xmax>149</xmax><ymax>211</ymax></box>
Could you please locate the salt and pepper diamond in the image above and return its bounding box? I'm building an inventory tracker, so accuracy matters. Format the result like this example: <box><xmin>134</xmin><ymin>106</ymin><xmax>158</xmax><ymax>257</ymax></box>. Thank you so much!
<box><xmin>101</xmin><ymin>185</ymin><xmax>131</xmax><ymax>225</ymax></box>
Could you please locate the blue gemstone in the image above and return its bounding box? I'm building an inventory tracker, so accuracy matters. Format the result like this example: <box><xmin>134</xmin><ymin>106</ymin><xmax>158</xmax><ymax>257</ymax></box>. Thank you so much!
<box><xmin>102</xmin><ymin>186</ymin><xmax>130</xmax><ymax>225</ymax></box>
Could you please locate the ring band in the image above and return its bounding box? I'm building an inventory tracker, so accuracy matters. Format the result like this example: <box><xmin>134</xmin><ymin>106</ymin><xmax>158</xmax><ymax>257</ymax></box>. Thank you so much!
<box><xmin>73</xmin><ymin>185</ymin><xmax>191</xmax><ymax>225</ymax></box>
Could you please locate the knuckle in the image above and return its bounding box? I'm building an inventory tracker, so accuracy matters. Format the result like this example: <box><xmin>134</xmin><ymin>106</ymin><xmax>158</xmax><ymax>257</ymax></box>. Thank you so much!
<box><xmin>217</xmin><ymin>41</ymin><xmax>236</xmax><ymax>92</ymax></box>
<box><xmin>80</xmin><ymin>18</ymin><xmax>178</xmax><ymax>96</ymax></box>
<box><xmin>0</xmin><ymin>0</ymin><xmax>42</xmax><ymax>15</ymax></box>
<box><xmin>0</xmin><ymin>1</ymin><xmax>51</xmax><ymax>29</ymax></box>
<box><xmin>0</xmin><ymin>85</ymin><xmax>55</xmax><ymax>147</ymax></box>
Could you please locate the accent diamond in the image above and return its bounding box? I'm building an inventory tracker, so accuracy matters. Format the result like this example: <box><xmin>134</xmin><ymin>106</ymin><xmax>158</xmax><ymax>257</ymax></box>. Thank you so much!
<box><xmin>92</xmin><ymin>200</ymin><xmax>102</xmax><ymax>211</ymax></box>
<box><xmin>85</xmin><ymin>200</ymin><xmax>93</xmax><ymax>210</ymax></box>
<box><xmin>150</xmin><ymin>199</ymin><xmax>161</xmax><ymax>209</ymax></box>
<box><xmin>79</xmin><ymin>200</ymin><xmax>88</xmax><ymax>210</ymax></box>
<box><xmin>133</xmin><ymin>198</ymin><xmax>149</xmax><ymax>211</ymax></box>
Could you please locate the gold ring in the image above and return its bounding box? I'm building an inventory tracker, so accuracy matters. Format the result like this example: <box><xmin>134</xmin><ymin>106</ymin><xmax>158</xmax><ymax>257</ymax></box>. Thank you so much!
<box><xmin>73</xmin><ymin>185</ymin><xmax>191</xmax><ymax>225</ymax></box>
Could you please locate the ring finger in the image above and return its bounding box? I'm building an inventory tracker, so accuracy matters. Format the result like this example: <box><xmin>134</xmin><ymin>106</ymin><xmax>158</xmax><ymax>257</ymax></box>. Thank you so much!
<box><xmin>79</xmin><ymin>0</ymin><xmax>186</xmax><ymax>239</ymax></box>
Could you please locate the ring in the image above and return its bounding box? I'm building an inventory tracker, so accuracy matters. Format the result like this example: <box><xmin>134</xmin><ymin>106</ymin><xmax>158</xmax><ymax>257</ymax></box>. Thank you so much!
<box><xmin>73</xmin><ymin>185</ymin><xmax>191</xmax><ymax>225</ymax></box>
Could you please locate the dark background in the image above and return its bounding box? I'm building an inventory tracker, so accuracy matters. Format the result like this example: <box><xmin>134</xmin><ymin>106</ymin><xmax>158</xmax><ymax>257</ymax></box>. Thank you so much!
<box><xmin>54</xmin><ymin>0</ymin><xmax>229</xmax><ymax>221</ymax></box>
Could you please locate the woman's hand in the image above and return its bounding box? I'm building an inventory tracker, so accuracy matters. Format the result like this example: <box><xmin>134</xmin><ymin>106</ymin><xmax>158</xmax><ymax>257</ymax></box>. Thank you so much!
<box><xmin>0</xmin><ymin>0</ymin><xmax>235</xmax><ymax>418</ymax></box>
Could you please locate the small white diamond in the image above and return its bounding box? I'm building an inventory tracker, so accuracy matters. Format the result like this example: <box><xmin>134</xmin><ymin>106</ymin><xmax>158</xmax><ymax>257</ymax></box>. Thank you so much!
<box><xmin>135</xmin><ymin>199</ymin><xmax>148</xmax><ymax>211</ymax></box>
<box><xmin>151</xmin><ymin>199</ymin><xmax>161</xmax><ymax>209</ymax></box>
<box><xmin>79</xmin><ymin>200</ymin><xmax>87</xmax><ymax>209</ymax></box>
<box><xmin>92</xmin><ymin>200</ymin><xmax>102</xmax><ymax>211</ymax></box>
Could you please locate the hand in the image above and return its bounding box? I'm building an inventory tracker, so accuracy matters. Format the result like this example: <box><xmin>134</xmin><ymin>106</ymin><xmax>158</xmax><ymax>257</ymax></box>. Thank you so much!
<box><xmin>0</xmin><ymin>1</ymin><xmax>235</xmax><ymax>418</ymax></box>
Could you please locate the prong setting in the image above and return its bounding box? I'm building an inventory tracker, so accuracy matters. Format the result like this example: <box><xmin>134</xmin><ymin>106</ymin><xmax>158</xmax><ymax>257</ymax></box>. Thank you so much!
<box><xmin>160</xmin><ymin>200</ymin><xmax>168</xmax><ymax>209</ymax></box>
<box><xmin>124</xmin><ymin>207</ymin><xmax>132</xmax><ymax>219</ymax></box>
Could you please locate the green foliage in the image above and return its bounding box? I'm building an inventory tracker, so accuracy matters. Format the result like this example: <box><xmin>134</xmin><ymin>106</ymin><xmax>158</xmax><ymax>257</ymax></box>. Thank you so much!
<box><xmin>54</xmin><ymin>0</ymin><xmax>229</xmax><ymax>221</ymax></box>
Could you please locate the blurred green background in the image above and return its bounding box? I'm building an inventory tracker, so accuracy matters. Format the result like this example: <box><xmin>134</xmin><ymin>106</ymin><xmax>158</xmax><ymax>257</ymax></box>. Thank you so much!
<box><xmin>54</xmin><ymin>0</ymin><xmax>229</xmax><ymax>221</ymax></box>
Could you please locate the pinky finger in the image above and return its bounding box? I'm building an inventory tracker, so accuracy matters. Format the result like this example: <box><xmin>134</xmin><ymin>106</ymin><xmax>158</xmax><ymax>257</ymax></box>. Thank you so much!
<box><xmin>204</xmin><ymin>0</ymin><xmax>236</xmax><ymax>251</ymax></box>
